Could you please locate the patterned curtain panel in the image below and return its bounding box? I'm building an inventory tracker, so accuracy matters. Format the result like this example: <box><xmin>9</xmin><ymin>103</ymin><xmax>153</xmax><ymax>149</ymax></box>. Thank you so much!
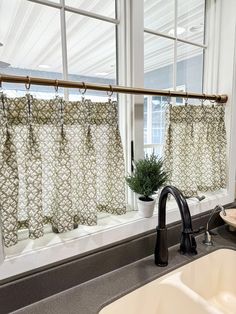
<box><xmin>163</xmin><ymin>104</ymin><xmax>227</xmax><ymax>197</ymax></box>
<box><xmin>0</xmin><ymin>95</ymin><xmax>126</xmax><ymax>247</ymax></box>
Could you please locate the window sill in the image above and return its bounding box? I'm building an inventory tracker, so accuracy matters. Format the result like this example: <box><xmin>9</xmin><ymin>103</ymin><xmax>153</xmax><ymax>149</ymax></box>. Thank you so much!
<box><xmin>0</xmin><ymin>189</ymin><xmax>231</xmax><ymax>282</ymax></box>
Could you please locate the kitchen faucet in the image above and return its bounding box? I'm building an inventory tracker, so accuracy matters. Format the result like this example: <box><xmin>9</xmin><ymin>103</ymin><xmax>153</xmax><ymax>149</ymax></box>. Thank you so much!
<box><xmin>155</xmin><ymin>185</ymin><xmax>197</xmax><ymax>267</ymax></box>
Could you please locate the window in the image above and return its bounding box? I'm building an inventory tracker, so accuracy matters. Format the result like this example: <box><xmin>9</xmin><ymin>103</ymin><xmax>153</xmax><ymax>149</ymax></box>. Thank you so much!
<box><xmin>144</xmin><ymin>0</ymin><xmax>206</xmax><ymax>156</ymax></box>
<box><xmin>0</xmin><ymin>0</ymin><xmax>235</xmax><ymax>279</ymax></box>
<box><xmin>0</xmin><ymin>0</ymin><xmax>118</xmax><ymax>101</ymax></box>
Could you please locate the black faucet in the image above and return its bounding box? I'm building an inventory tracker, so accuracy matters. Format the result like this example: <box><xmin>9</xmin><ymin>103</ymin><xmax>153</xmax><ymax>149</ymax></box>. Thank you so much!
<box><xmin>155</xmin><ymin>185</ymin><xmax>197</xmax><ymax>267</ymax></box>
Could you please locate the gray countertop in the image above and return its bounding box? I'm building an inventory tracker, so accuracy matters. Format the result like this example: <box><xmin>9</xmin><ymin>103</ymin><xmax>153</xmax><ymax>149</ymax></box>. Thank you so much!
<box><xmin>12</xmin><ymin>225</ymin><xmax>236</xmax><ymax>314</ymax></box>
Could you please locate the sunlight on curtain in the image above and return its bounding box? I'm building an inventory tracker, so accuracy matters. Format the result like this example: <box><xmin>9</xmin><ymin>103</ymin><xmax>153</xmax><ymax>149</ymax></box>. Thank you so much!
<box><xmin>163</xmin><ymin>104</ymin><xmax>227</xmax><ymax>197</ymax></box>
<box><xmin>0</xmin><ymin>94</ymin><xmax>126</xmax><ymax>247</ymax></box>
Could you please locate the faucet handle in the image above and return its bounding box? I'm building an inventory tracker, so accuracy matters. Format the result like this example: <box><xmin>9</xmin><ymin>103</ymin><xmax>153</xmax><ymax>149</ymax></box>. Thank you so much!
<box><xmin>179</xmin><ymin>231</ymin><xmax>197</xmax><ymax>255</ymax></box>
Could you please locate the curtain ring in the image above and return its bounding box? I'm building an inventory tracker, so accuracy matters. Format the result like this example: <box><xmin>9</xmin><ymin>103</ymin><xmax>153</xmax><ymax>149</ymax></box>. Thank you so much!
<box><xmin>25</xmin><ymin>76</ymin><xmax>31</xmax><ymax>91</ymax></box>
<box><xmin>79</xmin><ymin>82</ymin><xmax>87</xmax><ymax>95</ymax></box>
<box><xmin>107</xmin><ymin>85</ymin><xmax>114</xmax><ymax>98</ymax></box>
<box><xmin>210</xmin><ymin>95</ymin><xmax>216</xmax><ymax>107</ymax></box>
<box><xmin>201</xmin><ymin>93</ymin><xmax>206</xmax><ymax>107</ymax></box>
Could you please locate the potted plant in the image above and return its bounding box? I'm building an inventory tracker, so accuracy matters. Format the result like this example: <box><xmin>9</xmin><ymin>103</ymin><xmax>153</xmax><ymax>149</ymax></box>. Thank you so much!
<box><xmin>125</xmin><ymin>153</ymin><xmax>169</xmax><ymax>218</ymax></box>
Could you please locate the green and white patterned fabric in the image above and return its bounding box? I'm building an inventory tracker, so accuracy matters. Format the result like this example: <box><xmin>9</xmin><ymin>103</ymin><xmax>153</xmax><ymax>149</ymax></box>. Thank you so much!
<box><xmin>0</xmin><ymin>94</ymin><xmax>126</xmax><ymax>247</ymax></box>
<box><xmin>163</xmin><ymin>104</ymin><xmax>227</xmax><ymax>197</ymax></box>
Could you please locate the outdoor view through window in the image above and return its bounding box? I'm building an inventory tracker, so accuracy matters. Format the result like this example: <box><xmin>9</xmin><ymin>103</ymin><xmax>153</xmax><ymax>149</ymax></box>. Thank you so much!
<box><xmin>144</xmin><ymin>0</ymin><xmax>205</xmax><ymax>156</ymax></box>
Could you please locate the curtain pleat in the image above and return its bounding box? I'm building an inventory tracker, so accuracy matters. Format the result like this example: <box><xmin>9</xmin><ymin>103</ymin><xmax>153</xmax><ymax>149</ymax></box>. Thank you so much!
<box><xmin>163</xmin><ymin>104</ymin><xmax>227</xmax><ymax>197</ymax></box>
<box><xmin>25</xmin><ymin>125</ymin><xmax>43</xmax><ymax>238</ymax></box>
<box><xmin>0</xmin><ymin>129</ymin><xmax>19</xmax><ymax>247</ymax></box>
<box><xmin>76</xmin><ymin>125</ymin><xmax>97</xmax><ymax>225</ymax></box>
<box><xmin>0</xmin><ymin>96</ymin><xmax>126</xmax><ymax>246</ymax></box>
<box><xmin>52</xmin><ymin>129</ymin><xmax>74</xmax><ymax>233</ymax></box>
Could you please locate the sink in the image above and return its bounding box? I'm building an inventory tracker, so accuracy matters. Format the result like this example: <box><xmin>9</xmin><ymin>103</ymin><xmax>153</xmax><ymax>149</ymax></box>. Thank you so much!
<box><xmin>99</xmin><ymin>249</ymin><xmax>236</xmax><ymax>314</ymax></box>
<box><xmin>99</xmin><ymin>281</ymin><xmax>214</xmax><ymax>314</ymax></box>
<box><xmin>181</xmin><ymin>249</ymin><xmax>236</xmax><ymax>313</ymax></box>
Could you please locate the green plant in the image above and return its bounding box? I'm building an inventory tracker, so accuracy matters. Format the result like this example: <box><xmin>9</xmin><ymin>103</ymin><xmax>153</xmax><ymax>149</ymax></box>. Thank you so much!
<box><xmin>125</xmin><ymin>153</ymin><xmax>169</xmax><ymax>201</ymax></box>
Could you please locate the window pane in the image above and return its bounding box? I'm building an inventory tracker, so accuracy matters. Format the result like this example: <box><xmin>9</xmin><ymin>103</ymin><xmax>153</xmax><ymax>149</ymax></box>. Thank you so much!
<box><xmin>177</xmin><ymin>42</ymin><xmax>204</xmax><ymax>93</ymax></box>
<box><xmin>66</xmin><ymin>0</ymin><xmax>116</xmax><ymax>18</ymax></box>
<box><xmin>144</xmin><ymin>0</ymin><xmax>175</xmax><ymax>36</ymax></box>
<box><xmin>66</xmin><ymin>12</ymin><xmax>117</xmax><ymax>101</ymax></box>
<box><xmin>0</xmin><ymin>0</ymin><xmax>63</xmax><ymax>97</ymax></box>
<box><xmin>177</xmin><ymin>0</ymin><xmax>205</xmax><ymax>44</ymax></box>
<box><xmin>144</xmin><ymin>34</ymin><xmax>174</xmax><ymax>89</ymax></box>
<box><xmin>144</xmin><ymin>35</ymin><xmax>173</xmax><ymax>156</ymax></box>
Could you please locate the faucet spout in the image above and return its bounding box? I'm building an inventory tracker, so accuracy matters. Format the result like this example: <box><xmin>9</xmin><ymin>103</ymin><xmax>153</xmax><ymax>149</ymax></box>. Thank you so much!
<box><xmin>155</xmin><ymin>185</ymin><xmax>197</xmax><ymax>267</ymax></box>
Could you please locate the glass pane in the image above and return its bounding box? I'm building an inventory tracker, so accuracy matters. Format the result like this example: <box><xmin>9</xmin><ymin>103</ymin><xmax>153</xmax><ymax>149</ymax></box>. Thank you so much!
<box><xmin>66</xmin><ymin>0</ymin><xmax>116</xmax><ymax>18</ymax></box>
<box><xmin>144</xmin><ymin>0</ymin><xmax>175</xmax><ymax>36</ymax></box>
<box><xmin>66</xmin><ymin>12</ymin><xmax>117</xmax><ymax>101</ymax></box>
<box><xmin>0</xmin><ymin>0</ymin><xmax>63</xmax><ymax>98</ymax></box>
<box><xmin>144</xmin><ymin>146</ymin><xmax>163</xmax><ymax>157</ymax></box>
<box><xmin>144</xmin><ymin>34</ymin><xmax>174</xmax><ymax>89</ymax></box>
<box><xmin>143</xmin><ymin>95</ymin><xmax>166</xmax><ymax>157</ymax></box>
<box><xmin>177</xmin><ymin>0</ymin><xmax>205</xmax><ymax>44</ymax></box>
<box><xmin>177</xmin><ymin>42</ymin><xmax>204</xmax><ymax>94</ymax></box>
<box><xmin>144</xmin><ymin>35</ymin><xmax>172</xmax><ymax>157</ymax></box>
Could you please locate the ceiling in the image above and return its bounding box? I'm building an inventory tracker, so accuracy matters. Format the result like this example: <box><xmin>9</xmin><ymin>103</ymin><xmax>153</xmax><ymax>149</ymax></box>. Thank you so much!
<box><xmin>0</xmin><ymin>0</ymin><xmax>205</xmax><ymax>80</ymax></box>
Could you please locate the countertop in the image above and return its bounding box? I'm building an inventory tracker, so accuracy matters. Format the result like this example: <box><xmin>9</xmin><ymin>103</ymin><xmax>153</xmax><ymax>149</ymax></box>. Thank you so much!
<box><xmin>12</xmin><ymin>225</ymin><xmax>236</xmax><ymax>314</ymax></box>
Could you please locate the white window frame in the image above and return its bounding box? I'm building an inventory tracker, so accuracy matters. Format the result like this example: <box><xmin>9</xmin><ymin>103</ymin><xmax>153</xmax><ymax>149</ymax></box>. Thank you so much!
<box><xmin>0</xmin><ymin>0</ymin><xmax>236</xmax><ymax>281</ymax></box>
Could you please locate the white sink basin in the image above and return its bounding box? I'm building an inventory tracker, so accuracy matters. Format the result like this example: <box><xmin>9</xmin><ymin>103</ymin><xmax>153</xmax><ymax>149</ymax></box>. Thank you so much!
<box><xmin>99</xmin><ymin>249</ymin><xmax>236</xmax><ymax>314</ymax></box>
<box><xmin>181</xmin><ymin>249</ymin><xmax>236</xmax><ymax>313</ymax></box>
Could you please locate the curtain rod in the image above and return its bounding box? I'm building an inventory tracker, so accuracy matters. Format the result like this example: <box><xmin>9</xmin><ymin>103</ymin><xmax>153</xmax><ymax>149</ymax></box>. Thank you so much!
<box><xmin>0</xmin><ymin>74</ymin><xmax>228</xmax><ymax>103</ymax></box>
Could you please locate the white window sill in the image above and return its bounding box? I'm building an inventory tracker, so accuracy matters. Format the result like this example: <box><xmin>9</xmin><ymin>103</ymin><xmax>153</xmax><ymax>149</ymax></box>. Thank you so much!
<box><xmin>0</xmin><ymin>189</ymin><xmax>231</xmax><ymax>282</ymax></box>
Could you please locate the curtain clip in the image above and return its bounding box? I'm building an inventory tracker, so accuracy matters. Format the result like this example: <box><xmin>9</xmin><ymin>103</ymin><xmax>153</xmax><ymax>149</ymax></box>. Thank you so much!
<box><xmin>79</xmin><ymin>82</ymin><xmax>87</xmax><ymax>102</ymax></box>
<box><xmin>55</xmin><ymin>79</ymin><xmax>59</xmax><ymax>97</ymax></box>
<box><xmin>107</xmin><ymin>85</ymin><xmax>114</xmax><ymax>102</ymax></box>
<box><xmin>185</xmin><ymin>92</ymin><xmax>188</xmax><ymax>106</ymax></box>
<box><xmin>25</xmin><ymin>76</ymin><xmax>31</xmax><ymax>93</ymax></box>
<box><xmin>201</xmin><ymin>93</ymin><xmax>207</xmax><ymax>107</ymax></box>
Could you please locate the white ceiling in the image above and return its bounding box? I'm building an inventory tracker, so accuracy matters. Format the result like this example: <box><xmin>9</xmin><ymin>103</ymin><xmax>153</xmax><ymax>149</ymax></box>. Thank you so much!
<box><xmin>0</xmin><ymin>0</ymin><xmax>205</xmax><ymax>79</ymax></box>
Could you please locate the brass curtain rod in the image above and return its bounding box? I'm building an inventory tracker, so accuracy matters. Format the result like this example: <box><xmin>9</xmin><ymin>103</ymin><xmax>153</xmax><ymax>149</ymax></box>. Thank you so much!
<box><xmin>0</xmin><ymin>74</ymin><xmax>228</xmax><ymax>103</ymax></box>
